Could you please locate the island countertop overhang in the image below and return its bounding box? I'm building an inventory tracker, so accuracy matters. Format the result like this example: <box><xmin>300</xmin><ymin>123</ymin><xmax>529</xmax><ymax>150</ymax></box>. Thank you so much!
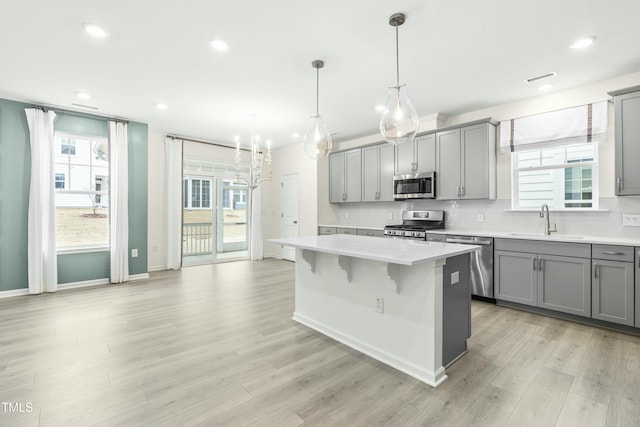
<box><xmin>269</xmin><ymin>234</ymin><xmax>480</xmax><ymax>266</ymax></box>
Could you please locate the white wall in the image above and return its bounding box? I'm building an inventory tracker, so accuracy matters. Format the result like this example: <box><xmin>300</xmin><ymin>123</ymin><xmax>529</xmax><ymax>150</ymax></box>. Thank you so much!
<box><xmin>262</xmin><ymin>142</ymin><xmax>318</xmax><ymax>259</ymax></box>
<box><xmin>147</xmin><ymin>130</ymin><xmax>167</xmax><ymax>271</ymax></box>
<box><xmin>318</xmin><ymin>71</ymin><xmax>640</xmax><ymax>239</ymax></box>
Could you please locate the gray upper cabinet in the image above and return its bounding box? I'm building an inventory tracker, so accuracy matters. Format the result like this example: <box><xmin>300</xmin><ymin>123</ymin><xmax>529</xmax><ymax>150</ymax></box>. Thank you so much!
<box><xmin>362</xmin><ymin>143</ymin><xmax>394</xmax><ymax>202</ymax></box>
<box><xmin>592</xmin><ymin>245</ymin><xmax>635</xmax><ymax>326</ymax></box>
<box><xmin>394</xmin><ymin>133</ymin><xmax>436</xmax><ymax>175</ymax></box>
<box><xmin>436</xmin><ymin>121</ymin><xmax>496</xmax><ymax>200</ymax></box>
<box><xmin>329</xmin><ymin>149</ymin><xmax>362</xmax><ymax>203</ymax></box>
<box><xmin>609</xmin><ymin>87</ymin><xmax>640</xmax><ymax>195</ymax></box>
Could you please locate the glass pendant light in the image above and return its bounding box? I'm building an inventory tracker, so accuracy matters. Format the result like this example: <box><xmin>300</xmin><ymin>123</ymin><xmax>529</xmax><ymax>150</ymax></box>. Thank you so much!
<box><xmin>303</xmin><ymin>60</ymin><xmax>332</xmax><ymax>160</ymax></box>
<box><xmin>380</xmin><ymin>13</ymin><xmax>419</xmax><ymax>145</ymax></box>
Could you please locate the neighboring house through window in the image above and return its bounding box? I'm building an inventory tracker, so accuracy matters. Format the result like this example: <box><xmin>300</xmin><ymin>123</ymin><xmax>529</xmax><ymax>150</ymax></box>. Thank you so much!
<box><xmin>183</xmin><ymin>177</ymin><xmax>212</xmax><ymax>209</ymax></box>
<box><xmin>512</xmin><ymin>142</ymin><xmax>597</xmax><ymax>209</ymax></box>
<box><xmin>55</xmin><ymin>173</ymin><xmax>65</xmax><ymax>189</ymax></box>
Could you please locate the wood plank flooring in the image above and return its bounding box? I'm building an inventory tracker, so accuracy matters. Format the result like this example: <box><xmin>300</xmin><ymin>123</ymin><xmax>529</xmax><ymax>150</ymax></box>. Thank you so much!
<box><xmin>1</xmin><ymin>258</ymin><xmax>639</xmax><ymax>426</ymax></box>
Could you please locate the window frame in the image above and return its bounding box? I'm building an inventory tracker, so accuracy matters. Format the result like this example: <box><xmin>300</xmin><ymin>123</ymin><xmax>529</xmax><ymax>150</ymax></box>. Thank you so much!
<box><xmin>511</xmin><ymin>142</ymin><xmax>599</xmax><ymax>211</ymax></box>
<box><xmin>183</xmin><ymin>177</ymin><xmax>212</xmax><ymax>210</ymax></box>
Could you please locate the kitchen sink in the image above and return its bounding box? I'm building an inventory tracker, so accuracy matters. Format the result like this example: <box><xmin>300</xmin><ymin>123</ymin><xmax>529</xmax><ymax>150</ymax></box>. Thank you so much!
<box><xmin>507</xmin><ymin>232</ymin><xmax>584</xmax><ymax>240</ymax></box>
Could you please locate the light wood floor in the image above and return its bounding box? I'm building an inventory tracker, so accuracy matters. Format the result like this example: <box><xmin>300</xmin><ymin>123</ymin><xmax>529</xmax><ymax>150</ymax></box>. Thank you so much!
<box><xmin>1</xmin><ymin>259</ymin><xmax>639</xmax><ymax>426</ymax></box>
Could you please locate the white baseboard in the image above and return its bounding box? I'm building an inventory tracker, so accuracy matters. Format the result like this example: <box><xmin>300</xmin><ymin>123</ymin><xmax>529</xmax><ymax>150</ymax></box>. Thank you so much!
<box><xmin>129</xmin><ymin>273</ymin><xmax>150</xmax><ymax>281</ymax></box>
<box><xmin>59</xmin><ymin>278</ymin><xmax>110</xmax><ymax>290</ymax></box>
<box><xmin>148</xmin><ymin>265</ymin><xmax>167</xmax><ymax>272</ymax></box>
<box><xmin>0</xmin><ymin>288</ymin><xmax>29</xmax><ymax>299</ymax></box>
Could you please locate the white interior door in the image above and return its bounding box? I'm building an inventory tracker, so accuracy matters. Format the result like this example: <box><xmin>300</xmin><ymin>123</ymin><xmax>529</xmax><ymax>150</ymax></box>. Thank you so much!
<box><xmin>281</xmin><ymin>173</ymin><xmax>299</xmax><ymax>261</ymax></box>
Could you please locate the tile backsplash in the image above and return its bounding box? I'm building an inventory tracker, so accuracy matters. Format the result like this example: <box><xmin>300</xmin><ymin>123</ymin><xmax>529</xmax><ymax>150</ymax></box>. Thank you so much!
<box><xmin>328</xmin><ymin>197</ymin><xmax>640</xmax><ymax>239</ymax></box>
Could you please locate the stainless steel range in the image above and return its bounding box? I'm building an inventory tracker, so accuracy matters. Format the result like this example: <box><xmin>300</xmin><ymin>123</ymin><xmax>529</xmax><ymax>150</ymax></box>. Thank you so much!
<box><xmin>383</xmin><ymin>210</ymin><xmax>445</xmax><ymax>239</ymax></box>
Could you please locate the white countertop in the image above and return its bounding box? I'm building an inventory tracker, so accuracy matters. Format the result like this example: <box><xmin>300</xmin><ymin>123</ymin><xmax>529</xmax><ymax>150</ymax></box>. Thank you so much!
<box><xmin>269</xmin><ymin>234</ymin><xmax>479</xmax><ymax>266</ymax></box>
<box><xmin>425</xmin><ymin>229</ymin><xmax>640</xmax><ymax>246</ymax></box>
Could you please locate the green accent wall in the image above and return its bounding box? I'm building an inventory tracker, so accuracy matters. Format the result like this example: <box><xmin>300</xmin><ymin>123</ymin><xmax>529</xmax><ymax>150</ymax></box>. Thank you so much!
<box><xmin>0</xmin><ymin>97</ymin><xmax>148</xmax><ymax>291</ymax></box>
<box><xmin>0</xmin><ymin>98</ymin><xmax>31</xmax><ymax>291</ymax></box>
<box><xmin>127</xmin><ymin>121</ymin><xmax>148</xmax><ymax>276</ymax></box>
<box><xmin>58</xmin><ymin>251</ymin><xmax>110</xmax><ymax>283</ymax></box>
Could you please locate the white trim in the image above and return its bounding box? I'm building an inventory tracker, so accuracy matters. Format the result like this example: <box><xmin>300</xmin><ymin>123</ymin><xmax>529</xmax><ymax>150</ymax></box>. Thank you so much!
<box><xmin>57</xmin><ymin>246</ymin><xmax>110</xmax><ymax>255</ymax></box>
<box><xmin>129</xmin><ymin>273</ymin><xmax>150</xmax><ymax>281</ymax></box>
<box><xmin>504</xmin><ymin>208</ymin><xmax>609</xmax><ymax>213</ymax></box>
<box><xmin>59</xmin><ymin>278</ymin><xmax>109</xmax><ymax>290</ymax></box>
<box><xmin>0</xmin><ymin>288</ymin><xmax>29</xmax><ymax>299</ymax></box>
<box><xmin>148</xmin><ymin>265</ymin><xmax>167</xmax><ymax>272</ymax></box>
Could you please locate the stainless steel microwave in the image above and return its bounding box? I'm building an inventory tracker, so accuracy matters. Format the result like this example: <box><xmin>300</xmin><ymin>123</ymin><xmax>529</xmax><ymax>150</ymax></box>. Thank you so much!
<box><xmin>393</xmin><ymin>172</ymin><xmax>436</xmax><ymax>200</ymax></box>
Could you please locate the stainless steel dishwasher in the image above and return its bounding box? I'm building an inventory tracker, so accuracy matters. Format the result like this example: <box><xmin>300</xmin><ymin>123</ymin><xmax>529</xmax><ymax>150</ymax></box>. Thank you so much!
<box><xmin>445</xmin><ymin>235</ymin><xmax>494</xmax><ymax>301</ymax></box>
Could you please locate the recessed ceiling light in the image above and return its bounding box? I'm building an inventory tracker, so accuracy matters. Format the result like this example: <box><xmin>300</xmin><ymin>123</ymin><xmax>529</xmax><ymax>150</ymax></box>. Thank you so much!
<box><xmin>155</xmin><ymin>103</ymin><xmax>168</xmax><ymax>110</ymax></box>
<box><xmin>210</xmin><ymin>39</ymin><xmax>230</xmax><ymax>51</ymax></box>
<box><xmin>75</xmin><ymin>91</ymin><xmax>91</xmax><ymax>99</ymax></box>
<box><xmin>538</xmin><ymin>84</ymin><xmax>554</xmax><ymax>92</ymax></box>
<box><xmin>291</xmin><ymin>133</ymin><xmax>300</xmax><ymax>138</ymax></box>
<box><xmin>569</xmin><ymin>36</ymin><xmax>596</xmax><ymax>49</ymax></box>
<box><xmin>374</xmin><ymin>105</ymin><xmax>385</xmax><ymax>112</ymax></box>
<box><xmin>83</xmin><ymin>23</ymin><xmax>109</xmax><ymax>38</ymax></box>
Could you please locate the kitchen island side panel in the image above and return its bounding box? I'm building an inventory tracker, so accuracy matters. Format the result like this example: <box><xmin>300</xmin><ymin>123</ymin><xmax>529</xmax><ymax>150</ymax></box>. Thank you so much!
<box><xmin>292</xmin><ymin>248</ymin><xmax>447</xmax><ymax>387</ymax></box>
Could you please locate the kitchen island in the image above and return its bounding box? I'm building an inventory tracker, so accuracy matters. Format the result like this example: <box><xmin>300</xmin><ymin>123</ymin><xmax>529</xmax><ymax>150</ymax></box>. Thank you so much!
<box><xmin>269</xmin><ymin>234</ymin><xmax>480</xmax><ymax>387</ymax></box>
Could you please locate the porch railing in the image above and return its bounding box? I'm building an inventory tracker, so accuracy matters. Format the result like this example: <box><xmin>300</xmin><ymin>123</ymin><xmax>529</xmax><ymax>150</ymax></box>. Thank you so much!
<box><xmin>183</xmin><ymin>223</ymin><xmax>213</xmax><ymax>255</ymax></box>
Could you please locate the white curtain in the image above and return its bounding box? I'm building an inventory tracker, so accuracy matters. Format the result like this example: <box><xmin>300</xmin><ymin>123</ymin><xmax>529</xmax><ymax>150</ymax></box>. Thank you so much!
<box><xmin>499</xmin><ymin>101</ymin><xmax>608</xmax><ymax>152</ymax></box>
<box><xmin>109</xmin><ymin>121</ymin><xmax>129</xmax><ymax>283</ymax></box>
<box><xmin>164</xmin><ymin>137</ymin><xmax>183</xmax><ymax>270</ymax></box>
<box><xmin>250</xmin><ymin>186</ymin><xmax>263</xmax><ymax>260</ymax></box>
<box><xmin>25</xmin><ymin>108</ymin><xmax>58</xmax><ymax>294</ymax></box>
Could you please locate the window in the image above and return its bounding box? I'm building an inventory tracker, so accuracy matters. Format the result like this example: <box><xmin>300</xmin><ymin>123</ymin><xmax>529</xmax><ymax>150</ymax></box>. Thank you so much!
<box><xmin>55</xmin><ymin>173</ymin><xmax>65</xmax><ymax>189</ymax></box>
<box><xmin>183</xmin><ymin>177</ymin><xmax>212</xmax><ymax>209</ymax></box>
<box><xmin>512</xmin><ymin>142</ymin><xmax>597</xmax><ymax>209</ymax></box>
<box><xmin>61</xmin><ymin>137</ymin><xmax>76</xmax><ymax>155</ymax></box>
<box><xmin>55</xmin><ymin>133</ymin><xmax>109</xmax><ymax>248</ymax></box>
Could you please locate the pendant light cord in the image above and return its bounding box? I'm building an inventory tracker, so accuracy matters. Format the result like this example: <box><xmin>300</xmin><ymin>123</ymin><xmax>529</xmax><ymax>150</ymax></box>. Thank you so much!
<box><xmin>395</xmin><ymin>24</ymin><xmax>400</xmax><ymax>87</ymax></box>
<box><xmin>316</xmin><ymin>66</ymin><xmax>320</xmax><ymax>116</ymax></box>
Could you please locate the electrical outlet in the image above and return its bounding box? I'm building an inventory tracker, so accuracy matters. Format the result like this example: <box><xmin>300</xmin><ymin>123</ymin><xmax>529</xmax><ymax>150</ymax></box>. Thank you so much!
<box><xmin>345</xmin><ymin>211</ymin><xmax>350</xmax><ymax>219</ymax></box>
<box><xmin>131</xmin><ymin>249</ymin><xmax>138</xmax><ymax>257</ymax></box>
<box><xmin>375</xmin><ymin>296</ymin><xmax>384</xmax><ymax>314</ymax></box>
<box><xmin>476</xmin><ymin>213</ymin><xmax>484</xmax><ymax>223</ymax></box>
<box><xmin>622</xmin><ymin>214</ymin><xmax>640</xmax><ymax>227</ymax></box>
<box><xmin>387</xmin><ymin>212</ymin><xmax>393</xmax><ymax>220</ymax></box>
<box><xmin>451</xmin><ymin>271</ymin><xmax>459</xmax><ymax>285</ymax></box>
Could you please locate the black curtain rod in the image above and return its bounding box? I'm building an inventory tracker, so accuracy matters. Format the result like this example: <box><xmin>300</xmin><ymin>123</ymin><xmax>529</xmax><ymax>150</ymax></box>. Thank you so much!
<box><xmin>166</xmin><ymin>134</ymin><xmax>251</xmax><ymax>152</ymax></box>
<box><xmin>30</xmin><ymin>104</ymin><xmax>129</xmax><ymax>124</ymax></box>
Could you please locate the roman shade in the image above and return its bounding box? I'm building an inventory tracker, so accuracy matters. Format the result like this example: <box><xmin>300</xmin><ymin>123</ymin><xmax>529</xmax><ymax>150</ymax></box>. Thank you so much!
<box><xmin>499</xmin><ymin>101</ymin><xmax>608</xmax><ymax>152</ymax></box>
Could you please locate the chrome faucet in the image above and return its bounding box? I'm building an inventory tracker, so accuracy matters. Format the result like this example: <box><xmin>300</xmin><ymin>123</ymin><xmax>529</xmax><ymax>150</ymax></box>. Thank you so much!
<box><xmin>539</xmin><ymin>204</ymin><xmax>557</xmax><ymax>235</ymax></box>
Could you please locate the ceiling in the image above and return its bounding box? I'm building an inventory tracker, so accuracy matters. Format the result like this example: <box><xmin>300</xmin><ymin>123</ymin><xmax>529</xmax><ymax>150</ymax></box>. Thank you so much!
<box><xmin>1</xmin><ymin>0</ymin><xmax>639</xmax><ymax>149</ymax></box>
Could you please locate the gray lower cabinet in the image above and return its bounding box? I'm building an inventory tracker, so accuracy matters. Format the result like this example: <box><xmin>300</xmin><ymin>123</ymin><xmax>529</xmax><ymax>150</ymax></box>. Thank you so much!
<box><xmin>636</xmin><ymin>247</ymin><xmax>640</xmax><ymax>328</ymax></box>
<box><xmin>591</xmin><ymin>244</ymin><xmax>635</xmax><ymax>326</ymax></box>
<box><xmin>318</xmin><ymin>226</ymin><xmax>337</xmax><ymax>235</ymax></box>
<box><xmin>329</xmin><ymin>149</ymin><xmax>362</xmax><ymax>203</ymax></box>
<box><xmin>362</xmin><ymin>143</ymin><xmax>394</xmax><ymax>202</ymax></box>
<box><xmin>356</xmin><ymin>228</ymin><xmax>385</xmax><ymax>238</ymax></box>
<box><xmin>495</xmin><ymin>250</ymin><xmax>538</xmax><ymax>306</ymax></box>
<box><xmin>538</xmin><ymin>255</ymin><xmax>591</xmax><ymax>317</ymax></box>
<box><xmin>495</xmin><ymin>239</ymin><xmax>591</xmax><ymax>317</ymax></box>
<box><xmin>609</xmin><ymin>86</ymin><xmax>640</xmax><ymax>195</ymax></box>
<box><xmin>336</xmin><ymin>227</ymin><xmax>357</xmax><ymax>235</ymax></box>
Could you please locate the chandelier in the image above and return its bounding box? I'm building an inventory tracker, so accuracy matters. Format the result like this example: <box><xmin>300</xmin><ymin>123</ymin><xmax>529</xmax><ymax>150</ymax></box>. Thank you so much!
<box><xmin>234</xmin><ymin>114</ymin><xmax>272</xmax><ymax>189</ymax></box>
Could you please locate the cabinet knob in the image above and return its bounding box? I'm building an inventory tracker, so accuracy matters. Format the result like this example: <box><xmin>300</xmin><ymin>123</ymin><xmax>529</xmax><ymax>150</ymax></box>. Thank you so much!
<box><xmin>617</xmin><ymin>177</ymin><xmax>622</xmax><ymax>193</ymax></box>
